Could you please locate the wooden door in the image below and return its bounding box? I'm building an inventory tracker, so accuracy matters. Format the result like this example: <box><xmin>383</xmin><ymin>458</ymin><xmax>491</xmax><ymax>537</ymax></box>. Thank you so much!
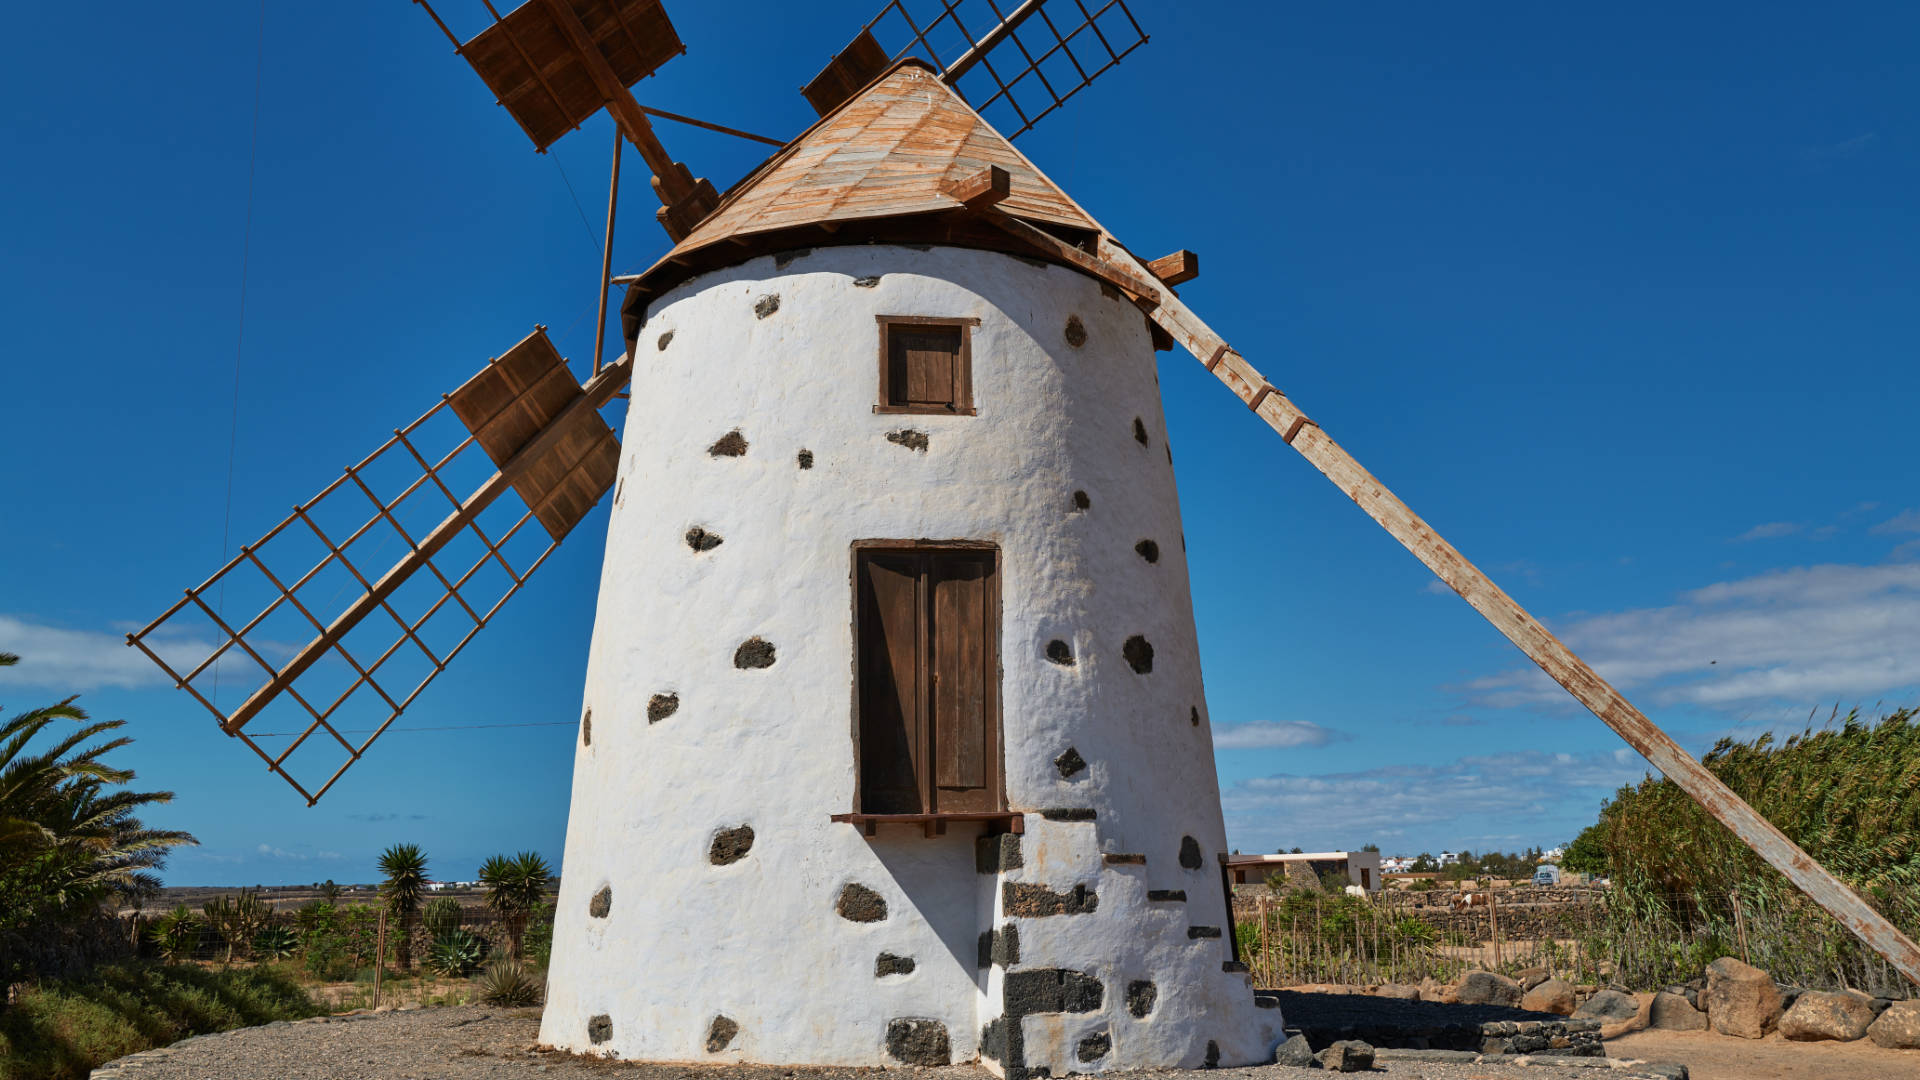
<box><xmin>855</xmin><ymin>547</ymin><xmax>1000</xmax><ymax>814</ymax></box>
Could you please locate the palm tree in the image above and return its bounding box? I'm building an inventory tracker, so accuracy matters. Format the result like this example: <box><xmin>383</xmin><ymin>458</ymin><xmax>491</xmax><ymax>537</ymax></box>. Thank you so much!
<box><xmin>478</xmin><ymin>851</ymin><xmax>552</xmax><ymax>961</ymax></box>
<box><xmin>1</xmin><ymin>652</ymin><xmax>197</xmax><ymax>984</ymax></box>
<box><xmin>377</xmin><ymin>842</ymin><xmax>429</xmax><ymax>970</ymax></box>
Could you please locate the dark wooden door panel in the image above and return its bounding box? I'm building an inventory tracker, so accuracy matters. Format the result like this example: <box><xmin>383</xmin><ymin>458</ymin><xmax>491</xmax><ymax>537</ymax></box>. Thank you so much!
<box><xmin>858</xmin><ymin>552</ymin><xmax>924</xmax><ymax>813</ymax></box>
<box><xmin>932</xmin><ymin>554</ymin><xmax>991</xmax><ymax>798</ymax></box>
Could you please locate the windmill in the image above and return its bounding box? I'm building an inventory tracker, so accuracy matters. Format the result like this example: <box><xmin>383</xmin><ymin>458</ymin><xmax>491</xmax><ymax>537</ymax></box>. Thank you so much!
<box><xmin>128</xmin><ymin>0</ymin><xmax>1920</xmax><ymax>1068</ymax></box>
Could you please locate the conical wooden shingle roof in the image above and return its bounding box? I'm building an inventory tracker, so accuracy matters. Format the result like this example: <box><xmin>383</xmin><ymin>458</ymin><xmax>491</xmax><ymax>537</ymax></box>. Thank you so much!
<box><xmin>673</xmin><ymin>60</ymin><xmax>1093</xmax><ymax>248</ymax></box>
<box><xmin>621</xmin><ymin>59</ymin><xmax>1099</xmax><ymax>335</ymax></box>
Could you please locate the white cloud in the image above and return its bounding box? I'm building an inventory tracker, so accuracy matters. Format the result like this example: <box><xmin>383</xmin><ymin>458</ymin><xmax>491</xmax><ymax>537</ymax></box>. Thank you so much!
<box><xmin>1871</xmin><ymin>509</ymin><xmax>1920</xmax><ymax>536</ymax></box>
<box><xmin>0</xmin><ymin>614</ymin><xmax>183</xmax><ymax>691</ymax></box>
<box><xmin>1212</xmin><ymin>719</ymin><xmax>1346</xmax><ymax>750</ymax></box>
<box><xmin>0</xmin><ymin>613</ymin><xmax>290</xmax><ymax>695</ymax></box>
<box><xmin>1733</xmin><ymin>521</ymin><xmax>1800</xmax><ymax>542</ymax></box>
<box><xmin>1422</xmin><ymin>579</ymin><xmax>1454</xmax><ymax>596</ymax></box>
<box><xmin>254</xmin><ymin>844</ymin><xmax>344</xmax><ymax>861</ymax></box>
<box><xmin>1460</xmin><ymin>563</ymin><xmax>1920</xmax><ymax>710</ymax></box>
<box><xmin>1221</xmin><ymin>749</ymin><xmax>1648</xmax><ymax>854</ymax></box>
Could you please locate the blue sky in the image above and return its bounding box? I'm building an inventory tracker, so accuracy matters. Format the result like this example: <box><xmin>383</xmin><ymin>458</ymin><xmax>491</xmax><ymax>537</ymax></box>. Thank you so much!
<box><xmin>3</xmin><ymin>1</ymin><xmax>1916</xmax><ymax>886</ymax></box>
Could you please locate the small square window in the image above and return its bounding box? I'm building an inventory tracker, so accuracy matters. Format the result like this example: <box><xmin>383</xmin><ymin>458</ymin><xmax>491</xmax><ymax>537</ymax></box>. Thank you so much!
<box><xmin>876</xmin><ymin>316</ymin><xmax>978</xmax><ymax>415</ymax></box>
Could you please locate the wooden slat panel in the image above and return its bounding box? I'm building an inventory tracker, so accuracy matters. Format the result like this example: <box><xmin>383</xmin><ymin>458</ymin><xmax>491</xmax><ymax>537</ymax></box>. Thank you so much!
<box><xmin>463</xmin><ymin>0</ymin><xmax>683</xmax><ymax>152</ymax></box>
<box><xmin>519</xmin><ymin>408</ymin><xmax>617</xmax><ymax>539</ymax></box>
<box><xmin>893</xmin><ymin>326</ymin><xmax>960</xmax><ymax>407</ymax></box>
<box><xmin>801</xmin><ymin>28</ymin><xmax>890</xmax><ymax>116</ymax></box>
<box><xmin>858</xmin><ymin>552</ymin><xmax>924</xmax><ymax>814</ymax></box>
<box><xmin>447</xmin><ymin>330</ymin><xmax>585</xmax><ymax>471</ymax></box>
<box><xmin>931</xmin><ymin>552</ymin><xmax>993</xmax><ymax>804</ymax></box>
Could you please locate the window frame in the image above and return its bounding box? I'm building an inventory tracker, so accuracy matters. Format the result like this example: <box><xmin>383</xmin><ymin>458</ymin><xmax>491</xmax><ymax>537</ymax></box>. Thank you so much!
<box><xmin>874</xmin><ymin>315</ymin><xmax>980</xmax><ymax>416</ymax></box>
<box><xmin>847</xmin><ymin>539</ymin><xmax>1005</xmax><ymax>817</ymax></box>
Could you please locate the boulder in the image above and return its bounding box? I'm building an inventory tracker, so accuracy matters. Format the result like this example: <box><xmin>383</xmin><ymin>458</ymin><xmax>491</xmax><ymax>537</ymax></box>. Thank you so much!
<box><xmin>1273</xmin><ymin>1033</ymin><xmax>1317</xmax><ymax>1068</ymax></box>
<box><xmin>1703</xmin><ymin>956</ymin><xmax>1782</xmax><ymax>1040</ymax></box>
<box><xmin>1662</xmin><ymin>984</ymin><xmax>1700</xmax><ymax>1010</ymax></box>
<box><xmin>1575</xmin><ymin>988</ymin><xmax>1640</xmax><ymax>1023</ymax></box>
<box><xmin>1521</xmin><ymin>979</ymin><xmax>1576</xmax><ymax>1016</ymax></box>
<box><xmin>1868</xmin><ymin>1000</ymin><xmax>1920</xmax><ymax>1049</ymax></box>
<box><xmin>1374</xmin><ymin>983</ymin><xmax>1421</xmax><ymax>1001</ymax></box>
<box><xmin>1517</xmin><ymin>966</ymin><xmax>1551</xmax><ymax>992</ymax></box>
<box><xmin>1650</xmin><ymin>990</ymin><xmax>1709</xmax><ymax>1031</ymax></box>
<box><xmin>1779</xmin><ymin>990</ymin><xmax>1875</xmax><ymax>1042</ymax></box>
<box><xmin>1316</xmin><ymin>1040</ymin><xmax>1376</xmax><ymax>1073</ymax></box>
<box><xmin>1420</xmin><ymin>976</ymin><xmax>1456</xmax><ymax>1004</ymax></box>
<box><xmin>1454</xmin><ymin>971</ymin><xmax>1523</xmax><ymax>1007</ymax></box>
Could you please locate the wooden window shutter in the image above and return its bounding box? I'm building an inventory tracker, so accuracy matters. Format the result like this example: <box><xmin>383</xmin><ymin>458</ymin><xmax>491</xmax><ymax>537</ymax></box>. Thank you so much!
<box><xmin>877</xmin><ymin>318</ymin><xmax>975</xmax><ymax>415</ymax></box>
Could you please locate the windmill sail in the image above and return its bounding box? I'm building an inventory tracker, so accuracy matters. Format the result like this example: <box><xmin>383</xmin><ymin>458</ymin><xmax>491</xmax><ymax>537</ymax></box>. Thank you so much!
<box><xmin>909</xmin><ymin>169</ymin><xmax>1920</xmax><ymax>985</ymax></box>
<box><xmin>128</xmin><ymin>330</ymin><xmax>630</xmax><ymax>805</ymax></box>
<box><xmin>413</xmin><ymin>0</ymin><xmax>718</xmax><ymax>238</ymax></box>
<box><xmin>804</xmin><ymin>0</ymin><xmax>1147</xmax><ymax>138</ymax></box>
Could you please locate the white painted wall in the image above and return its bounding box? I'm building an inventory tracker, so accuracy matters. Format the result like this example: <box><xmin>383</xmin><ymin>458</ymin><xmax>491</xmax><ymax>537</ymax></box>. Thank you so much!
<box><xmin>540</xmin><ymin>245</ymin><xmax>1282</xmax><ymax>1069</ymax></box>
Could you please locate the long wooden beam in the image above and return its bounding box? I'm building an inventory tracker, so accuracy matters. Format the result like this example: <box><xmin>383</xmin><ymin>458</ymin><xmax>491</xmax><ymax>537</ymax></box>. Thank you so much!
<box><xmin>222</xmin><ymin>356</ymin><xmax>634</xmax><ymax>735</ymax></box>
<box><xmin>960</xmin><ymin>194</ymin><xmax>1920</xmax><ymax>984</ymax></box>
<box><xmin>942</xmin><ymin>0</ymin><xmax>1049</xmax><ymax>84</ymax></box>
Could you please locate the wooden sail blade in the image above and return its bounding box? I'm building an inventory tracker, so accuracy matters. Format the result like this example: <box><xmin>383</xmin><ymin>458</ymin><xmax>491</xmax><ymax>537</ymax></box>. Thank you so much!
<box><xmin>447</xmin><ymin>328</ymin><xmax>623</xmax><ymax>540</ymax></box>
<box><xmin>417</xmin><ymin>0</ymin><xmax>718</xmax><ymax>238</ymax></box>
<box><xmin>456</xmin><ymin>0</ymin><xmax>685</xmax><ymax>153</ymax></box>
<box><xmin>810</xmin><ymin>0</ymin><xmax>1149</xmax><ymax>138</ymax></box>
<box><xmin>953</xmin><ymin>182</ymin><xmax>1920</xmax><ymax>983</ymax></box>
<box><xmin>127</xmin><ymin>346</ymin><xmax>633</xmax><ymax>806</ymax></box>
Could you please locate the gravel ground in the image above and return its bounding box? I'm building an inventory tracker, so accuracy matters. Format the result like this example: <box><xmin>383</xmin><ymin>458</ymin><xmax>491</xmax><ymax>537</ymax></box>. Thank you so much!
<box><xmin>90</xmin><ymin>1006</ymin><xmax>1690</xmax><ymax>1080</ymax></box>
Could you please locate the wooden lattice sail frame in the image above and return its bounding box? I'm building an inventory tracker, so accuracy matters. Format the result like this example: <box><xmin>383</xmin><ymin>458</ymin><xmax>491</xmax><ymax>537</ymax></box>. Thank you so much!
<box><xmin>128</xmin><ymin>330</ymin><xmax>627</xmax><ymax>805</ymax></box>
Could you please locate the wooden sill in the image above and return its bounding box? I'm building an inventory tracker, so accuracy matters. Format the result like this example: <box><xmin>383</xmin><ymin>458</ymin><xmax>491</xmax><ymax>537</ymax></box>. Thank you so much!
<box><xmin>830</xmin><ymin>812</ymin><xmax>1025</xmax><ymax>838</ymax></box>
<box><xmin>872</xmin><ymin>404</ymin><xmax>978</xmax><ymax>416</ymax></box>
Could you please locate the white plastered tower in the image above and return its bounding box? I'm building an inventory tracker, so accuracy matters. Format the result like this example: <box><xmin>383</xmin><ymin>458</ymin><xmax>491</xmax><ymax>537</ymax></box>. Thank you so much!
<box><xmin>540</xmin><ymin>62</ymin><xmax>1284</xmax><ymax>1075</ymax></box>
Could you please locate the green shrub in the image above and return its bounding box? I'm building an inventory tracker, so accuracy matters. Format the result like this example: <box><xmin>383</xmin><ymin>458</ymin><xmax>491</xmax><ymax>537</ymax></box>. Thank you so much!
<box><xmin>522</xmin><ymin>901</ymin><xmax>556</xmax><ymax>969</ymax></box>
<box><xmin>0</xmin><ymin>963</ymin><xmax>319</xmax><ymax>1080</ymax></box>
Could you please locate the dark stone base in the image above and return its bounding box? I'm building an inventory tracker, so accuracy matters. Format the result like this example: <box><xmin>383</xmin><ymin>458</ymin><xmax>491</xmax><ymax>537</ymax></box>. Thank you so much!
<box><xmin>1271</xmin><ymin>990</ymin><xmax>1604</xmax><ymax>1057</ymax></box>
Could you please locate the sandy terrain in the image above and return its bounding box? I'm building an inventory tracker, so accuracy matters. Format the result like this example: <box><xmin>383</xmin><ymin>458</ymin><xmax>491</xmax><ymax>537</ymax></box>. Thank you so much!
<box><xmin>1609</xmin><ymin>1028</ymin><xmax>1920</xmax><ymax>1080</ymax></box>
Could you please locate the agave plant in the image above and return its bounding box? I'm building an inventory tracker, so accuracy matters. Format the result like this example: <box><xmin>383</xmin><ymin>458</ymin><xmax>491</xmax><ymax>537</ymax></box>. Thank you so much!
<box><xmin>428</xmin><ymin>928</ymin><xmax>486</xmax><ymax>977</ymax></box>
<box><xmin>252</xmin><ymin>925</ymin><xmax>299</xmax><ymax>961</ymax></box>
<box><xmin>147</xmin><ymin>904</ymin><xmax>201</xmax><ymax>961</ymax></box>
<box><xmin>422</xmin><ymin>896</ymin><xmax>463</xmax><ymax>937</ymax></box>
<box><xmin>478</xmin><ymin>957</ymin><xmax>541</xmax><ymax>1006</ymax></box>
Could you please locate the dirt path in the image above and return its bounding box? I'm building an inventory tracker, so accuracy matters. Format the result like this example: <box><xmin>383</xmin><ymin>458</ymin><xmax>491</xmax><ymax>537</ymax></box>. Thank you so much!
<box><xmin>91</xmin><ymin>1005</ymin><xmax>1688</xmax><ymax>1080</ymax></box>
<box><xmin>1608</xmin><ymin>1028</ymin><xmax>1919</xmax><ymax>1080</ymax></box>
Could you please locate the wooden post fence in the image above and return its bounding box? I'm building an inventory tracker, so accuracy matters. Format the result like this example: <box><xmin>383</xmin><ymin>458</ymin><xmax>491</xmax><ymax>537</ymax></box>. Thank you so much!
<box><xmin>373</xmin><ymin>909</ymin><xmax>387</xmax><ymax>1008</ymax></box>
